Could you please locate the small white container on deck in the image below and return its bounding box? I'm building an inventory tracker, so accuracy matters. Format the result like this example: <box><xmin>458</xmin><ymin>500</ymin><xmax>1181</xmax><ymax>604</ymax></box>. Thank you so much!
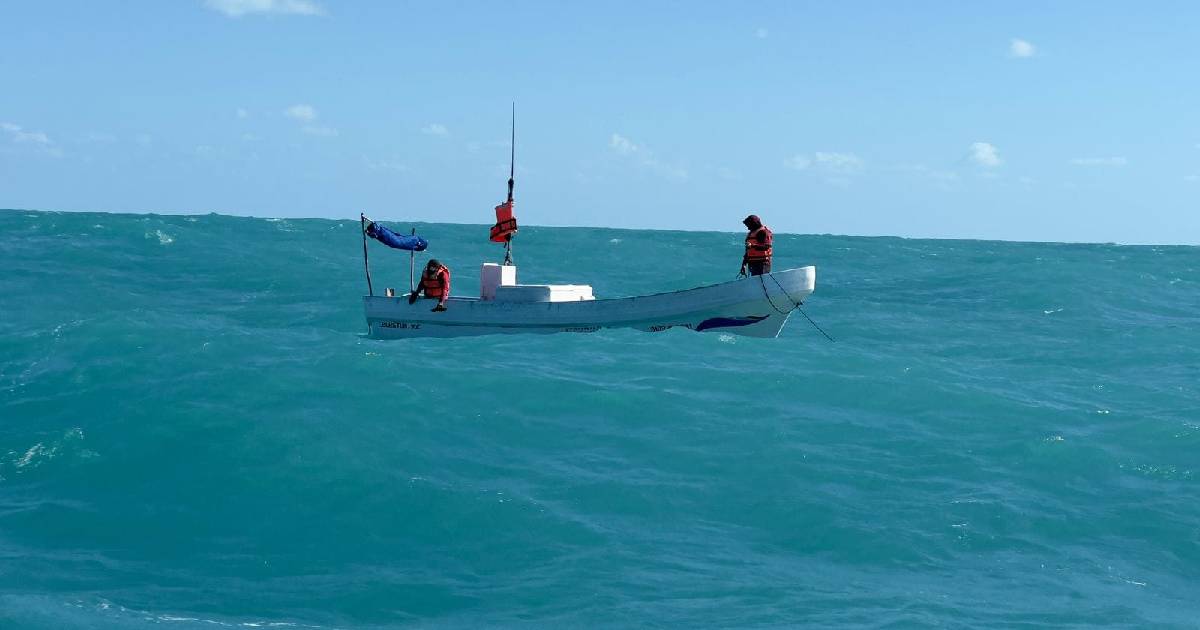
<box><xmin>480</xmin><ymin>263</ymin><xmax>517</xmax><ymax>300</ymax></box>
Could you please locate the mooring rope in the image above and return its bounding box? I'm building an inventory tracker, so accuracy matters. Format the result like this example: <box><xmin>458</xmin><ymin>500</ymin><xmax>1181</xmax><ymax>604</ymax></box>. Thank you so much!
<box><xmin>759</xmin><ymin>273</ymin><xmax>797</xmax><ymax>315</ymax></box>
<box><xmin>757</xmin><ymin>273</ymin><xmax>835</xmax><ymax>342</ymax></box>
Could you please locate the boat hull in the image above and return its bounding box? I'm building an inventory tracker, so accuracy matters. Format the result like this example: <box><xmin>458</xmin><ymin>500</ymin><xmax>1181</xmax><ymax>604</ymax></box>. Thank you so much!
<box><xmin>364</xmin><ymin>266</ymin><xmax>815</xmax><ymax>339</ymax></box>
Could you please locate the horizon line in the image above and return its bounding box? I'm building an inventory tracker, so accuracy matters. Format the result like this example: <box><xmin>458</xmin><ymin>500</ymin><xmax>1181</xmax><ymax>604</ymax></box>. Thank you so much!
<box><xmin>2</xmin><ymin>207</ymin><xmax>1196</xmax><ymax>249</ymax></box>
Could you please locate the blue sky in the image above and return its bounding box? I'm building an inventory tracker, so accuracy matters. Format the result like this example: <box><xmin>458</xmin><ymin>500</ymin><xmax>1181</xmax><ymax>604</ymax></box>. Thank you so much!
<box><xmin>2</xmin><ymin>1</ymin><xmax>1198</xmax><ymax>244</ymax></box>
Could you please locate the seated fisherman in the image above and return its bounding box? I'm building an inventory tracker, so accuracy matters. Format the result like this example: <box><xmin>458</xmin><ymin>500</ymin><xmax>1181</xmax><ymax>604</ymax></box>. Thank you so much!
<box><xmin>409</xmin><ymin>259</ymin><xmax>451</xmax><ymax>312</ymax></box>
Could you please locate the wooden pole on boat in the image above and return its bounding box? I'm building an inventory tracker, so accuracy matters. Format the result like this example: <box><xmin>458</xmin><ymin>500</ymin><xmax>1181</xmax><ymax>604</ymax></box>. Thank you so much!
<box><xmin>409</xmin><ymin>228</ymin><xmax>416</xmax><ymax>294</ymax></box>
<box><xmin>360</xmin><ymin>213</ymin><xmax>374</xmax><ymax>296</ymax></box>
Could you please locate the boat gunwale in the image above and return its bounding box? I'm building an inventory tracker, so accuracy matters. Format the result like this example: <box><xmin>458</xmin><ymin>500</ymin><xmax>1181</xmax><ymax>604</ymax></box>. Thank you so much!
<box><xmin>364</xmin><ymin>265</ymin><xmax>814</xmax><ymax>308</ymax></box>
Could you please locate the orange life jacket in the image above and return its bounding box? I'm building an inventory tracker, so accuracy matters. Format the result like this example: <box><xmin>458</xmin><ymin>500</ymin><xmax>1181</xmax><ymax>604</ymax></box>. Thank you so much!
<box><xmin>490</xmin><ymin>200</ymin><xmax>518</xmax><ymax>242</ymax></box>
<box><xmin>420</xmin><ymin>266</ymin><xmax>450</xmax><ymax>299</ymax></box>
<box><xmin>745</xmin><ymin>226</ymin><xmax>773</xmax><ymax>261</ymax></box>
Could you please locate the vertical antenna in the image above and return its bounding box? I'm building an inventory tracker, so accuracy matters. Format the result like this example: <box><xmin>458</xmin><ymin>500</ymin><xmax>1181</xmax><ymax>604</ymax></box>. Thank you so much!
<box><xmin>507</xmin><ymin>103</ymin><xmax>515</xmax><ymax>201</ymax></box>
<box><xmin>503</xmin><ymin>103</ymin><xmax>515</xmax><ymax>266</ymax></box>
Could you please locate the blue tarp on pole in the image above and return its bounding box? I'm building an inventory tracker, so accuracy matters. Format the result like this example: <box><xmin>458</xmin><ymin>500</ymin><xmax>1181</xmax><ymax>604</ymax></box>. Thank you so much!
<box><xmin>366</xmin><ymin>222</ymin><xmax>428</xmax><ymax>251</ymax></box>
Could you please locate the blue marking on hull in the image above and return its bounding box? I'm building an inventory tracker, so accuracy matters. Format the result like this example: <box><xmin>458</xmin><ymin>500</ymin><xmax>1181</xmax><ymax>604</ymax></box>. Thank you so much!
<box><xmin>694</xmin><ymin>315</ymin><xmax>769</xmax><ymax>332</ymax></box>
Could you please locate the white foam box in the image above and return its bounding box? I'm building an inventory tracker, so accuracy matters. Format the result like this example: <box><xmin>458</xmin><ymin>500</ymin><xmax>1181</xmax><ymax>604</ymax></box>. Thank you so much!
<box><xmin>480</xmin><ymin>263</ymin><xmax>517</xmax><ymax>300</ymax></box>
<box><xmin>494</xmin><ymin>284</ymin><xmax>595</xmax><ymax>303</ymax></box>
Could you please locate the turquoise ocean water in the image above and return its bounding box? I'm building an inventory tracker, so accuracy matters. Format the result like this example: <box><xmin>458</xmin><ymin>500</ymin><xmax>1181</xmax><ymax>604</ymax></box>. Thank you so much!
<box><xmin>1</xmin><ymin>209</ymin><xmax>1198</xmax><ymax>628</ymax></box>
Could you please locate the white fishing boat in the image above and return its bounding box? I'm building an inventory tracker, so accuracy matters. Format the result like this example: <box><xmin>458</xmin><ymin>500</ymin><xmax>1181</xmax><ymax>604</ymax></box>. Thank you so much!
<box><xmin>358</xmin><ymin>111</ymin><xmax>819</xmax><ymax>340</ymax></box>
<box><xmin>363</xmin><ymin>263</ymin><xmax>816</xmax><ymax>339</ymax></box>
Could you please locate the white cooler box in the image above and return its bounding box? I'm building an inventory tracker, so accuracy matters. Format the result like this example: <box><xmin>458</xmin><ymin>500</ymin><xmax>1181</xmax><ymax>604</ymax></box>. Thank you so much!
<box><xmin>481</xmin><ymin>262</ymin><xmax>593</xmax><ymax>302</ymax></box>
<box><xmin>494</xmin><ymin>284</ymin><xmax>594</xmax><ymax>303</ymax></box>
<box><xmin>480</xmin><ymin>263</ymin><xmax>518</xmax><ymax>300</ymax></box>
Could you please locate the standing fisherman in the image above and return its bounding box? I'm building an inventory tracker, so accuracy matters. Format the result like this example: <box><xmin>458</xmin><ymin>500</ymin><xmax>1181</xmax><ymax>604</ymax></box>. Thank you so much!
<box><xmin>739</xmin><ymin>214</ymin><xmax>774</xmax><ymax>276</ymax></box>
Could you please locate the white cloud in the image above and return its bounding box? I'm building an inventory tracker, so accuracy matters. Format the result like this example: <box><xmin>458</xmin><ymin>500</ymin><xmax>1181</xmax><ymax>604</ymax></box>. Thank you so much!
<box><xmin>755</xmin><ymin>27</ymin><xmax>769</xmax><ymax>39</ymax></box>
<box><xmin>1</xmin><ymin>121</ymin><xmax>61</xmax><ymax>157</ymax></box>
<box><xmin>785</xmin><ymin>151</ymin><xmax>864</xmax><ymax>185</ymax></box>
<box><xmin>969</xmin><ymin>142</ymin><xmax>1002</xmax><ymax>167</ymax></box>
<box><xmin>814</xmin><ymin>151</ymin><xmax>863</xmax><ymax>172</ymax></box>
<box><xmin>282</xmin><ymin>105</ymin><xmax>334</xmax><ymax>135</ymax></box>
<box><xmin>421</xmin><ymin>123</ymin><xmax>448</xmax><ymax>136</ymax></box>
<box><xmin>1069</xmin><ymin>156</ymin><xmax>1128</xmax><ymax>166</ymax></box>
<box><xmin>784</xmin><ymin>154</ymin><xmax>811</xmax><ymax>171</ymax></box>
<box><xmin>786</xmin><ymin>152</ymin><xmax>863</xmax><ymax>173</ymax></box>
<box><xmin>204</xmin><ymin>0</ymin><xmax>324</xmax><ymax>17</ymax></box>
<box><xmin>236</xmin><ymin>108</ymin><xmax>249</xmax><ymax>119</ymax></box>
<box><xmin>610</xmin><ymin>133</ymin><xmax>638</xmax><ymax>155</ymax></box>
<box><xmin>1185</xmin><ymin>174</ymin><xmax>1199</xmax><ymax>182</ymax></box>
<box><xmin>284</xmin><ymin>104</ymin><xmax>317</xmax><ymax>122</ymax></box>
<box><xmin>1</xmin><ymin>122</ymin><xmax>51</xmax><ymax>145</ymax></box>
<box><xmin>608</xmin><ymin>133</ymin><xmax>687</xmax><ymax>180</ymax></box>
<box><xmin>1010</xmin><ymin>38</ymin><xmax>1036</xmax><ymax>58</ymax></box>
